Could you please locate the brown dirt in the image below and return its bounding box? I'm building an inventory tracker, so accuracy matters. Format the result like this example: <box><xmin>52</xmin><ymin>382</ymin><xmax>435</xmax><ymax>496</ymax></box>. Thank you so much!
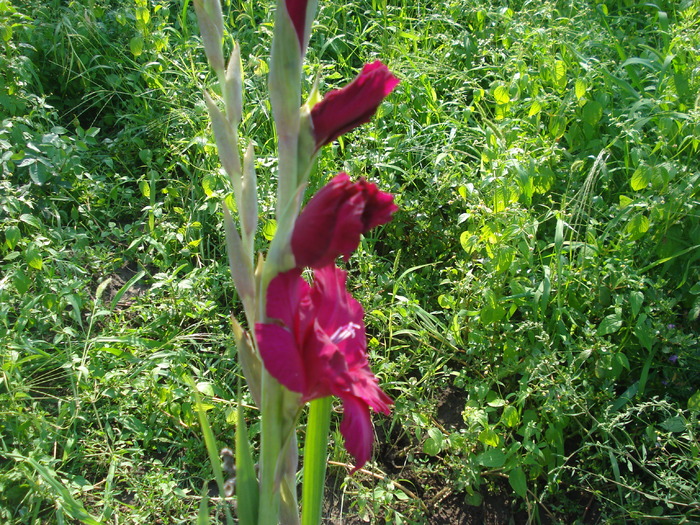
<box><xmin>102</xmin><ymin>261</ymin><xmax>148</xmax><ymax>309</ymax></box>
<box><xmin>318</xmin><ymin>385</ymin><xmax>601</xmax><ymax>524</ymax></box>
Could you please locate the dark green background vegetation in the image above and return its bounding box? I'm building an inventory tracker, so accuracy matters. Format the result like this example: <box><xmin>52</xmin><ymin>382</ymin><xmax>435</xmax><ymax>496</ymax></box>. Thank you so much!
<box><xmin>1</xmin><ymin>0</ymin><xmax>698</xmax><ymax>522</ymax></box>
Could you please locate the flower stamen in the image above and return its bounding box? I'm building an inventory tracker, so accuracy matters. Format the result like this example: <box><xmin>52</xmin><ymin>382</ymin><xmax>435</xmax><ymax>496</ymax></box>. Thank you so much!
<box><xmin>330</xmin><ymin>322</ymin><xmax>361</xmax><ymax>344</ymax></box>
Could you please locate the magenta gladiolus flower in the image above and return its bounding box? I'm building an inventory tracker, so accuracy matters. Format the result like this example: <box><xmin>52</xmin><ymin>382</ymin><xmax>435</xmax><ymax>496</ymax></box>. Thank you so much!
<box><xmin>311</xmin><ymin>61</ymin><xmax>399</xmax><ymax>148</ymax></box>
<box><xmin>285</xmin><ymin>0</ymin><xmax>308</xmax><ymax>48</ymax></box>
<box><xmin>291</xmin><ymin>173</ymin><xmax>397</xmax><ymax>269</ymax></box>
<box><xmin>256</xmin><ymin>265</ymin><xmax>392</xmax><ymax>470</ymax></box>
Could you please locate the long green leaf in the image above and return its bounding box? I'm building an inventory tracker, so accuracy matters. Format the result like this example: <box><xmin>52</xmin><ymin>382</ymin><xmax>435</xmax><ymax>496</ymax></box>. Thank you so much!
<box><xmin>236</xmin><ymin>390</ymin><xmax>260</xmax><ymax>525</ymax></box>
<box><xmin>109</xmin><ymin>269</ymin><xmax>146</xmax><ymax>310</ymax></box>
<box><xmin>301</xmin><ymin>396</ymin><xmax>332</xmax><ymax>525</ymax></box>
<box><xmin>197</xmin><ymin>484</ymin><xmax>211</xmax><ymax>525</ymax></box>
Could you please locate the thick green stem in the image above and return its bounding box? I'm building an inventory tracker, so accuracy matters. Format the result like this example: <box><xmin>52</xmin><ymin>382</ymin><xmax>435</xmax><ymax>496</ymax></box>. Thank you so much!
<box><xmin>276</xmin><ymin>131</ymin><xmax>300</xmax><ymax>221</ymax></box>
<box><xmin>301</xmin><ymin>397</ymin><xmax>332</xmax><ymax>525</ymax></box>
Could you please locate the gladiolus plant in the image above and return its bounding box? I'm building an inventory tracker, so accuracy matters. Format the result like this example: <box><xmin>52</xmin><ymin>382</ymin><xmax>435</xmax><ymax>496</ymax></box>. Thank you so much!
<box><xmin>194</xmin><ymin>1</ymin><xmax>399</xmax><ymax>523</ymax></box>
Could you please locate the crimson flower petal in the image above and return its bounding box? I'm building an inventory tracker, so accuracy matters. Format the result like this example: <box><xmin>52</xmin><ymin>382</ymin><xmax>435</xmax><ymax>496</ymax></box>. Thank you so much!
<box><xmin>309</xmin><ymin>264</ymin><xmax>364</xmax><ymax>334</ymax></box>
<box><xmin>265</xmin><ymin>267</ymin><xmax>309</xmax><ymax>327</ymax></box>
<box><xmin>311</xmin><ymin>61</ymin><xmax>399</xmax><ymax>148</ymax></box>
<box><xmin>348</xmin><ymin>368</ymin><xmax>393</xmax><ymax>416</ymax></box>
<box><xmin>256</xmin><ymin>323</ymin><xmax>307</xmax><ymax>393</ymax></box>
<box><xmin>256</xmin><ymin>265</ymin><xmax>392</xmax><ymax>471</ymax></box>
<box><xmin>339</xmin><ymin>396</ymin><xmax>375</xmax><ymax>471</ymax></box>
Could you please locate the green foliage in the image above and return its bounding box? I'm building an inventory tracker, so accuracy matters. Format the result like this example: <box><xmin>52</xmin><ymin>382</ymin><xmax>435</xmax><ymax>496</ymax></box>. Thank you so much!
<box><xmin>1</xmin><ymin>0</ymin><xmax>699</xmax><ymax>523</ymax></box>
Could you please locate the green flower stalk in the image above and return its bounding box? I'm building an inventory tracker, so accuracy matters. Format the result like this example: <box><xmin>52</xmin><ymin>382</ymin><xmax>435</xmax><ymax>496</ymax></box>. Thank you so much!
<box><xmin>268</xmin><ymin>0</ymin><xmax>318</xmax><ymax>221</ymax></box>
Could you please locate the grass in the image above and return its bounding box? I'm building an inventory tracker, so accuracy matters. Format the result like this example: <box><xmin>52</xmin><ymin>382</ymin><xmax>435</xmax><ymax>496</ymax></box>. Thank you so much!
<box><xmin>1</xmin><ymin>0</ymin><xmax>699</xmax><ymax>523</ymax></box>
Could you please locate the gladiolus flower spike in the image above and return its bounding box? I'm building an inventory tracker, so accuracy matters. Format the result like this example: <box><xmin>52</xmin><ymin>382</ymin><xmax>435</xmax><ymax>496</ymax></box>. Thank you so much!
<box><xmin>256</xmin><ymin>265</ymin><xmax>392</xmax><ymax>470</ymax></box>
<box><xmin>291</xmin><ymin>173</ymin><xmax>398</xmax><ymax>269</ymax></box>
<box><xmin>311</xmin><ymin>61</ymin><xmax>399</xmax><ymax>149</ymax></box>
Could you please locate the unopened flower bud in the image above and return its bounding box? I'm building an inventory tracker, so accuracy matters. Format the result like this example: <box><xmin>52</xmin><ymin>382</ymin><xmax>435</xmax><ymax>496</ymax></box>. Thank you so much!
<box><xmin>193</xmin><ymin>0</ymin><xmax>225</xmax><ymax>73</ymax></box>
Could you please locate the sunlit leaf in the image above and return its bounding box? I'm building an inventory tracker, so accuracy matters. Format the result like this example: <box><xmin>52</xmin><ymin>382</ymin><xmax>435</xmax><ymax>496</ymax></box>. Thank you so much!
<box><xmin>130</xmin><ymin>36</ymin><xmax>144</xmax><ymax>56</ymax></box>
<box><xmin>501</xmin><ymin>405</ymin><xmax>520</xmax><ymax>428</ymax></box>
<box><xmin>478</xmin><ymin>428</ymin><xmax>501</xmax><ymax>448</ymax></box>
<box><xmin>139</xmin><ymin>180</ymin><xmax>150</xmax><ymax>198</ymax></box>
<box><xmin>630</xmin><ymin>290</ymin><xmax>644</xmax><ymax>318</ymax></box>
<box><xmin>548</xmin><ymin>116</ymin><xmax>566</xmax><ymax>139</ymax></box>
<box><xmin>423</xmin><ymin>427</ymin><xmax>444</xmax><ymax>456</ymax></box>
<box><xmin>196</xmin><ymin>382</ymin><xmax>215</xmax><ymax>396</ymax></box>
<box><xmin>688</xmin><ymin>390</ymin><xmax>700</xmax><ymax>412</ymax></box>
<box><xmin>5</xmin><ymin>225</ymin><xmax>20</xmax><ymax>249</ymax></box>
<box><xmin>528</xmin><ymin>100</ymin><xmax>542</xmax><ymax>116</ymax></box>
<box><xmin>262</xmin><ymin>219</ymin><xmax>277</xmax><ymax>241</ymax></box>
<box><xmin>476</xmin><ymin>448</ymin><xmax>505</xmax><ymax>467</ymax></box>
<box><xmin>553</xmin><ymin>60</ymin><xmax>567</xmax><ymax>91</ymax></box>
<box><xmin>25</xmin><ymin>245</ymin><xmax>42</xmax><ymax>270</ymax></box>
<box><xmin>582</xmin><ymin>100</ymin><xmax>603</xmax><ymax>125</ymax></box>
<box><xmin>19</xmin><ymin>214</ymin><xmax>41</xmax><ymax>229</ymax></box>
<box><xmin>494</xmin><ymin>85</ymin><xmax>510</xmax><ymax>105</ymax></box>
<box><xmin>631</xmin><ymin>165</ymin><xmax>650</xmax><ymax>190</ymax></box>
<box><xmin>626</xmin><ymin>214</ymin><xmax>650</xmax><ymax>240</ymax></box>
<box><xmin>202</xmin><ymin>174</ymin><xmax>217</xmax><ymax>197</ymax></box>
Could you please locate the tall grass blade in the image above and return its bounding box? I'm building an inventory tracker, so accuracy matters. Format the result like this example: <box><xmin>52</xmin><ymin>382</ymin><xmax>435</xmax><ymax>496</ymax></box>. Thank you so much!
<box><xmin>191</xmin><ymin>377</ymin><xmax>235</xmax><ymax>525</ymax></box>
<box><xmin>8</xmin><ymin>453</ymin><xmax>102</xmax><ymax>525</ymax></box>
<box><xmin>109</xmin><ymin>270</ymin><xmax>146</xmax><ymax>310</ymax></box>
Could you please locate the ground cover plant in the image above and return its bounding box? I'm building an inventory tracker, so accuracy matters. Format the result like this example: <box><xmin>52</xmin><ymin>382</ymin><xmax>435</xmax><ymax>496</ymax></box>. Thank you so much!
<box><xmin>1</xmin><ymin>0</ymin><xmax>699</xmax><ymax>523</ymax></box>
